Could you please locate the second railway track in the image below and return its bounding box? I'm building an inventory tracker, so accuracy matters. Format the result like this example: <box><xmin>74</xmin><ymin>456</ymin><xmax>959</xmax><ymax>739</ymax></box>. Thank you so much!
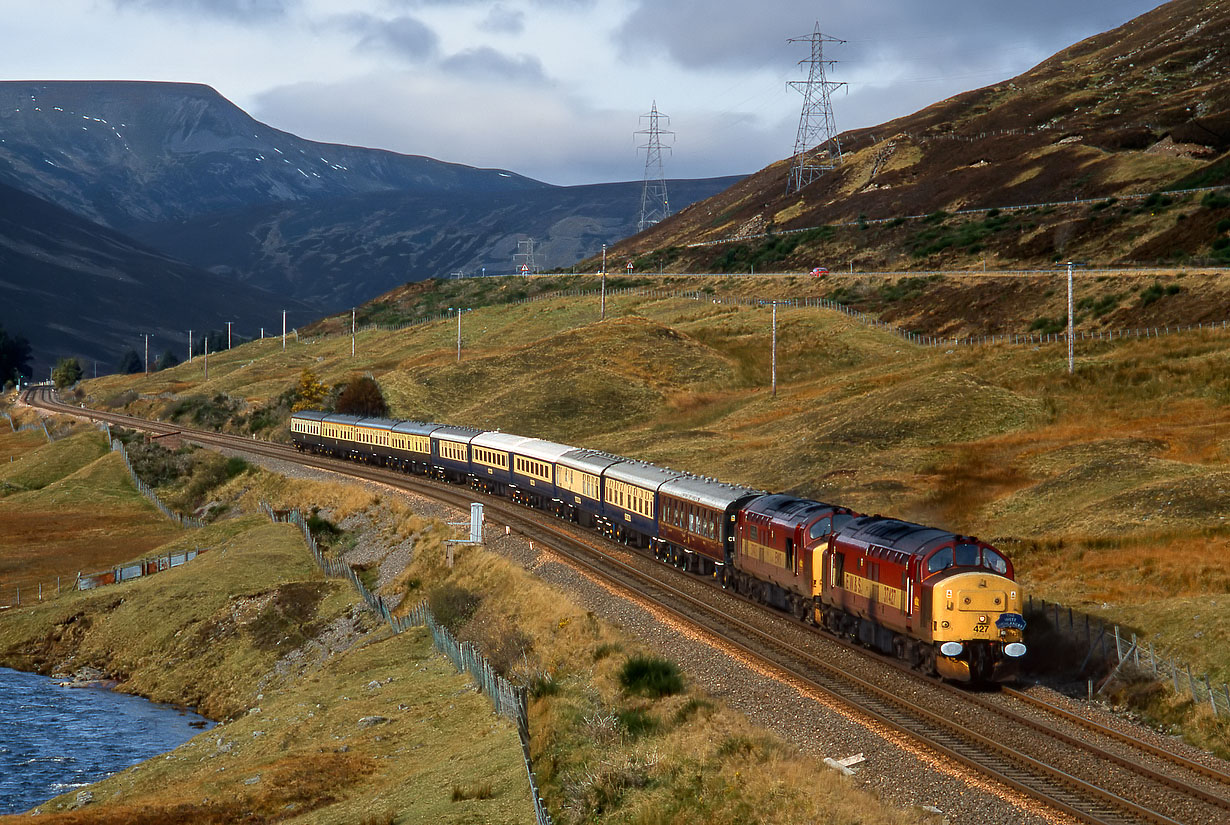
<box><xmin>23</xmin><ymin>387</ymin><xmax>1230</xmax><ymax>825</ymax></box>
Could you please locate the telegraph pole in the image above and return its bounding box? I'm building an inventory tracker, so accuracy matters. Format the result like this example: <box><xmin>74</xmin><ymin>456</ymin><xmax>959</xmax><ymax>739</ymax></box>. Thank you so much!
<box><xmin>635</xmin><ymin>101</ymin><xmax>673</xmax><ymax>232</ymax></box>
<box><xmin>1067</xmin><ymin>262</ymin><xmax>1074</xmax><ymax>375</ymax></box>
<box><xmin>449</xmin><ymin>308</ymin><xmax>467</xmax><ymax>362</ymax></box>
<box><xmin>282</xmin><ymin>310</ymin><xmax>287</xmax><ymax>350</ymax></box>
<box><xmin>188</xmin><ymin>329</ymin><xmax>193</xmax><ymax>363</ymax></box>
<box><xmin>787</xmin><ymin>23</ymin><xmax>846</xmax><ymax>193</ymax></box>
<box><xmin>143</xmin><ymin>334</ymin><xmax>150</xmax><ymax>375</ymax></box>
<box><xmin>771</xmin><ymin>302</ymin><xmax>779</xmax><ymax>397</ymax></box>
<box><xmin>351</xmin><ymin>308</ymin><xmax>356</xmax><ymax>358</ymax></box>
<box><xmin>601</xmin><ymin>244</ymin><xmax>607</xmax><ymax>320</ymax></box>
<box><xmin>225</xmin><ymin>321</ymin><xmax>233</xmax><ymax>350</ymax></box>
<box><xmin>204</xmin><ymin>336</ymin><xmax>209</xmax><ymax>379</ymax></box>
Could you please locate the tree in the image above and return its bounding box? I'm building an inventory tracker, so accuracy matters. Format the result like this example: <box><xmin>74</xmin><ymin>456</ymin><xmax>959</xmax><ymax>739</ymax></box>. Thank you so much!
<box><xmin>117</xmin><ymin>349</ymin><xmax>143</xmax><ymax>374</ymax></box>
<box><xmin>291</xmin><ymin>368</ymin><xmax>330</xmax><ymax>412</ymax></box>
<box><xmin>156</xmin><ymin>349</ymin><xmax>180</xmax><ymax>371</ymax></box>
<box><xmin>52</xmin><ymin>357</ymin><xmax>83</xmax><ymax>389</ymax></box>
<box><xmin>0</xmin><ymin>323</ymin><xmax>32</xmax><ymax>386</ymax></box>
<box><xmin>335</xmin><ymin>375</ymin><xmax>389</xmax><ymax>417</ymax></box>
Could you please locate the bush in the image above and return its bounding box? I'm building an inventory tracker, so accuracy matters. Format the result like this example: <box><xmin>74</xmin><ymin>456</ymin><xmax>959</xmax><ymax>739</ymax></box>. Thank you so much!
<box><xmin>427</xmin><ymin>582</ymin><xmax>482</xmax><ymax>631</ymax></box>
<box><xmin>618</xmin><ymin>655</ymin><xmax>683</xmax><ymax>698</ymax></box>
<box><xmin>1140</xmin><ymin>281</ymin><xmax>1166</xmax><ymax>306</ymax></box>
<box><xmin>1201</xmin><ymin>191</ymin><xmax>1230</xmax><ymax>210</ymax></box>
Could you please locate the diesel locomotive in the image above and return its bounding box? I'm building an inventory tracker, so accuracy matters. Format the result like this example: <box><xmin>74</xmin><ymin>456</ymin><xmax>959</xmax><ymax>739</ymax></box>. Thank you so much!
<box><xmin>290</xmin><ymin>410</ymin><xmax>1026</xmax><ymax>682</ymax></box>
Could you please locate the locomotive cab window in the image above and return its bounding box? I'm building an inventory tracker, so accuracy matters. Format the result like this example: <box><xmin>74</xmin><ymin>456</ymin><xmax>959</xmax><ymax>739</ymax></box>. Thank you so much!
<box><xmin>954</xmin><ymin>543</ymin><xmax>980</xmax><ymax>567</ymax></box>
<box><xmin>926</xmin><ymin>546</ymin><xmax>953</xmax><ymax>575</ymax></box>
<box><xmin>982</xmin><ymin>546</ymin><xmax>1009</xmax><ymax>574</ymax></box>
<box><xmin>808</xmin><ymin>517</ymin><xmax>831</xmax><ymax>540</ymax></box>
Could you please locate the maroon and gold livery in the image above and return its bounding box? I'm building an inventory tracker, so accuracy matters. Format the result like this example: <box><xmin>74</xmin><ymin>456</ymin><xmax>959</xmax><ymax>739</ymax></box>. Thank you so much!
<box><xmin>819</xmin><ymin>516</ymin><xmax>1026</xmax><ymax>682</ymax></box>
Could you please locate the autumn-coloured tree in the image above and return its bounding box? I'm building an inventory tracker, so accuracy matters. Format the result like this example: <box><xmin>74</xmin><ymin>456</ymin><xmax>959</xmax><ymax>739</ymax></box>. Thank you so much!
<box><xmin>335</xmin><ymin>375</ymin><xmax>389</xmax><ymax>418</ymax></box>
<box><xmin>291</xmin><ymin>368</ymin><xmax>330</xmax><ymax>412</ymax></box>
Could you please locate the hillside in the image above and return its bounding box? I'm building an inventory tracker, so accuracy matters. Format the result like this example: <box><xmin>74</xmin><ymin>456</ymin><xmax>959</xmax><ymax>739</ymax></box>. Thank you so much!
<box><xmin>610</xmin><ymin>0</ymin><xmax>1230</xmax><ymax>271</ymax></box>
<box><xmin>72</xmin><ymin>279</ymin><xmax>1230</xmax><ymax>697</ymax></box>
<box><xmin>0</xmin><ymin>180</ymin><xmax>314</xmax><ymax>377</ymax></box>
<box><xmin>0</xmin><ymin>81</ymin><xmax>742</xmax><ymax>310</ymax></box>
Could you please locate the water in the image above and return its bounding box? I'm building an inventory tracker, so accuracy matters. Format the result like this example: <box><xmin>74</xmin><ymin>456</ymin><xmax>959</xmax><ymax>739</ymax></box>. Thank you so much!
<box><xmin>0</xmin><ymin>666</ymin><xmax>214</xmax><ymax>814</ymax></box>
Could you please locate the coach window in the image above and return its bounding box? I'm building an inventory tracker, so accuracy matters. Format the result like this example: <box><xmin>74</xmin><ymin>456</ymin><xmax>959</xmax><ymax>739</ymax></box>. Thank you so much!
<box><xmin>926</xmin><ymin>547</ymin><xmax>953</xmax><ymax>575</ymax></box>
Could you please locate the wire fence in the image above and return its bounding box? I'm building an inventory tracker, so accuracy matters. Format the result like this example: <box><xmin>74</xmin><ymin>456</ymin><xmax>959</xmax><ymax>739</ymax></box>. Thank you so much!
<box><xmin>1026</xmin><ymin>596</ymin><xmax>1228</xmax><ymax>717</ymax></box>
<box><xmin>0</xmin><ymin>547</ymin><xmax>209</xmax><ymax>608</ymax></box>
<box><xmin>259</xmin><ymin>501</ymin><xmax>553</xmax><ymax>825</ymax></box>
<box><xmin>110</xmin><ymin>437</ymin><xmax>203</xmax><ymax>528</ymax></box>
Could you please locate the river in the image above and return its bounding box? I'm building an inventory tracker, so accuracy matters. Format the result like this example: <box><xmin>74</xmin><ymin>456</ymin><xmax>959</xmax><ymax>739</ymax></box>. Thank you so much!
<box><xmin>0</xmin><ymin>666</ymin><xmax>213</xmax><ymax>814</ymax></box>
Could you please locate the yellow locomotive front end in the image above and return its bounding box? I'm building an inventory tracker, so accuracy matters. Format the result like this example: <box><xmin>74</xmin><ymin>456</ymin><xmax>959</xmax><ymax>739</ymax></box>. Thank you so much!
<box><xmin>928</xmin><ymin>570</ymin><xmax>1026</xmax><ymax>682</ymax></box>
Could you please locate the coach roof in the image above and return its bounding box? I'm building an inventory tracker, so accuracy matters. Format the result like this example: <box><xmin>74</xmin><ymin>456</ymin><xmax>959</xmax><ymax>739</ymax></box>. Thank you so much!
<box><xmin>605</xmin><ymin>460</ymin><xmax>683</xmax><ymax>491</ymax></box>
<box><xmin>660</xmin><ymin>475</ymin><xmax>763</xmax><ymax>511</ymax></box>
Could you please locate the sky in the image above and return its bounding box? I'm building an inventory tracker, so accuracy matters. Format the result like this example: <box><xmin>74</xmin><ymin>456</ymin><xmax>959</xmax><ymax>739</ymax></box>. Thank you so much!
<box><xmin>6</xmin><ymin>0</ymin><xmax>1166</xmax><ymax>186</ymax></box>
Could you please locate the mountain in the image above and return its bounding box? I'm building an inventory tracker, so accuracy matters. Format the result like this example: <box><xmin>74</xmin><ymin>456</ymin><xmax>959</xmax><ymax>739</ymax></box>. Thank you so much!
<box><xmin>610</xmin><ymin>0</ymin><xmax>1230</xmax><ymax>271</ymax></box>
<box><xmin>129</xmin><ymin>177</ymin><xmax>744</xmax><ymax>309</ymax></box>
<box><xmin>0</xmin><ymin>81</ymin><xmax>743</xmax><ymax>310</ymax></box>
<box><xmin>0</xmin><ymin>180</ymin><xmax>314</xmax><ymax>379</ymax></box>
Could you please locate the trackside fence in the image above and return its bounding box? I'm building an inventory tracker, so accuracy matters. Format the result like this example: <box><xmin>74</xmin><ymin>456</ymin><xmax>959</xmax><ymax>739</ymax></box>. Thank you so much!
<box><xmin>0</xmin><ymin>548</ymin><xmax>209</xmax><ymax>608</ymax></box>
<box><xmin>259</xmin><ymin>501</ymin><xmax>553</xmax><ymax>825</ymax></box>
<box><xmin>111</xmin><ymin>438</ymin><xmax>203</xmax><ymax>528</ymax></box>
<box><xmin>1027</xmin><ymin>596</ymin><xmax>1228</xmax><ymax>717</ymax></box>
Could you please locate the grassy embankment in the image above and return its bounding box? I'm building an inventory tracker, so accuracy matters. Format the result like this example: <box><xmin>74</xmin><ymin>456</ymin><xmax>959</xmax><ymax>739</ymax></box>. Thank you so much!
<box><xmin>73</xmin><ymin>277</ymin><xmax>1229</xmax><ymax>750</ymax></box>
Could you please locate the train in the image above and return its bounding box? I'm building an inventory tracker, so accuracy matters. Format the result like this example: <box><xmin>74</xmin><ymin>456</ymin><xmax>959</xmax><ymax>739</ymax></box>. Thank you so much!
<box><xmin>289</xmin><ymin>410</ymin><xmax>1027</xmax><ymax>682</ymax></box>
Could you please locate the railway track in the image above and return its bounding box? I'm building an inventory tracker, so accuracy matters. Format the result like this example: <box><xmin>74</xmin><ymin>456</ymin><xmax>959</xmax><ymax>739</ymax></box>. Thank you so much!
<box><xmin>22</xmin><ymin>387</ymin><xmax>1230</xmax><ymax>825</ymax></box>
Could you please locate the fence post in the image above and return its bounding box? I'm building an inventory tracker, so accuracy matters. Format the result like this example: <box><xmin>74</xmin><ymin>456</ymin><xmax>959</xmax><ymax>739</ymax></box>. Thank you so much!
<box><xmin>1204</xmin><ymin>676</ymin><xmax>1218</xmax><ymax>716</ymax></box>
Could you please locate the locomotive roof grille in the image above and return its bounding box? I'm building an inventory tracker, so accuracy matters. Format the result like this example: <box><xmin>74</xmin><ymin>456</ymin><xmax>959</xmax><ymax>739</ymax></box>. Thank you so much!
<box><xmin>837</xmin><ymin>515</ymin><xmax>965</xmax><ymax>556</ymax></box>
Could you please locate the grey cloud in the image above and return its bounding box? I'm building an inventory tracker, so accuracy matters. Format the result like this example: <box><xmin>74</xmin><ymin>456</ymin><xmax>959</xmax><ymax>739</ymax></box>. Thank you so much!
<box><xmin>479</xmin><ymin>5</ymin><xmax>526</xmax><ymax>34</ymax></box>
<box><xmin>348</xmin><ymin>14</ymin><xmax>440</xmax><ymax>62</ymax></box>
<box><xmin>440</xmin><ymin>48</ymin><xmax>548</xmax><ymax>83</ymax></box>
<box><xmin>111</xmin><ymin>0</ymin><xmax>297</xmax><ymax>19</ymax></box>
<box><xmin>614</xmin><ymin>0</ymin><xmax>1164</xmax><ymax>74</ymax></box>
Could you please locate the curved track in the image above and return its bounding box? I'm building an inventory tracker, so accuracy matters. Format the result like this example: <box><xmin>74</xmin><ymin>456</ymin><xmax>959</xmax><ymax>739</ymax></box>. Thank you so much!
<box><xmin>22</xmin><ymin>387</ymin><xmax>1230</xmax><ymax>825</ymax></box>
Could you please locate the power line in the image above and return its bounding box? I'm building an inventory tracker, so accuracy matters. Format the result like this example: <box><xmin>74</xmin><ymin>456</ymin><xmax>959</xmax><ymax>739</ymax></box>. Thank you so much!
<box><xmin>787</xmin><ymin>23</ymin><xmax>846</xmax><ymax>194</ymax></box>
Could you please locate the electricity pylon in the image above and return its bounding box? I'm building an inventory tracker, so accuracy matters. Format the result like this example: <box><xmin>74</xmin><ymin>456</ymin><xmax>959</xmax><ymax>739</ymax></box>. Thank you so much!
<box><xmin>636</xmin><ymin>101</ymin><xmax>673</xmax><ymax>232</ymax></box>
<box><xmin>787</xmin><ymin>23</ymin><xmax>846</xmax><ymax>194</ymax></box>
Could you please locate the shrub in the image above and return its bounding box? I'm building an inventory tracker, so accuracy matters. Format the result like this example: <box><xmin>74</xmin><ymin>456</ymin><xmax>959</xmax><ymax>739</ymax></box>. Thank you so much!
<box><xmin>1201</xmin><ymin>191</ymin><xmax>1230</xmax><ymax>209</ymax></box>
<box><xmin>451</xmin><ymin>783</ymin><xmax>493</xmax><ymax>802</ymax></box>
<box><xmin>618</xmin><ymin>655</ymin><xmax>683</xmax><ymax>698</ymax></box>
<box><xmin>616</xmin><ymin>708</ymin><xmax>660</xmax><ymax>739</ymax></box>
<box><xmin>1140</xmin><ymin>281</ymin><xmax>1166</xmax><ymax>306</ymax></box>
<box><xmin>427</xmin><ymin>582</ymin><xmax>482</xmax><ymax>631</ymax></box>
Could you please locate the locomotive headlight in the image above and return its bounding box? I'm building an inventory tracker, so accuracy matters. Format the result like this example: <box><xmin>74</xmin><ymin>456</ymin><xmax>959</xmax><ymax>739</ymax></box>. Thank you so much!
<box><xmin>979</xmin><ymin>615</ymin><xmax>987</xmax><ymax>624</ymax></box>
<box><xmin>940</xmin><ymin>641</ymin><xmax>964</xmax><ymax>657</ymax></box>
<box><xmin>1004</xmin><ymin>643</ymin><xmax>1027</xmax><ymax>658</ymax></box>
